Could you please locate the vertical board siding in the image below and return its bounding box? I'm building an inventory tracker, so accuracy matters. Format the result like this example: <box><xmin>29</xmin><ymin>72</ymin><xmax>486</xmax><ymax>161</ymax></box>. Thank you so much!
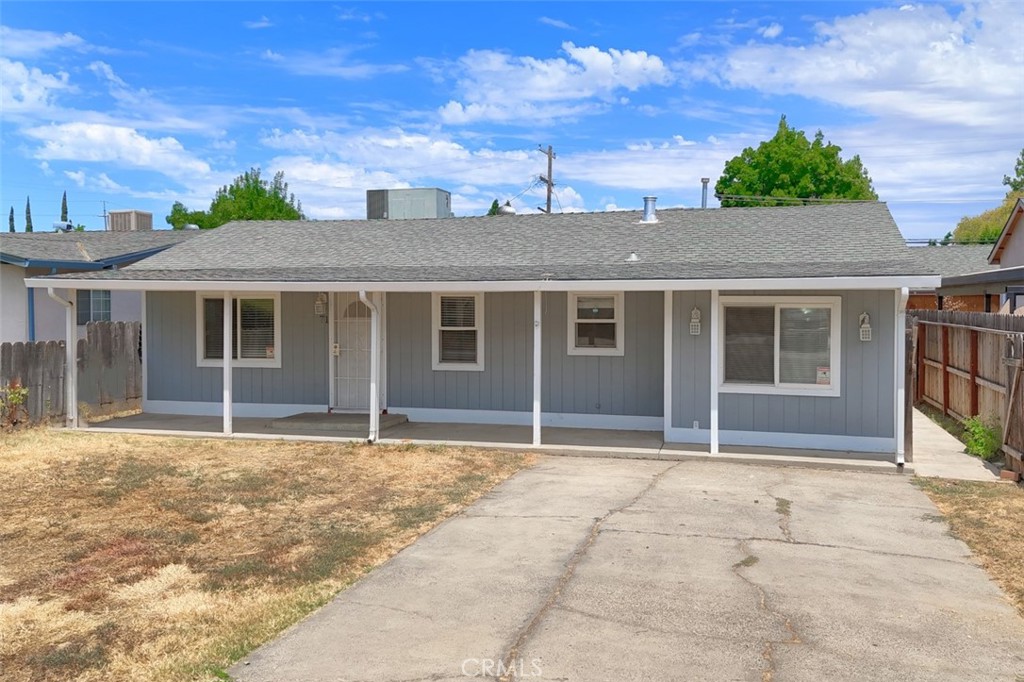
<box><xmin>387</xmin><ymin>291</ymin><xmax>664</xmax><ymax>416</ymax></box>
<box><xmin>714</xmin><ymin>290</ymin><xmax>895</xmax><ymax>437</ymax></box>
<box><xmin>147</xmin><ymin>291</ymin><xmax>327</xmax><ymax>404</ymax></box>
<box><xmin>672</xmin><ymin>291</ymin><xmax>713</xmax><ymax>429</ymax></box>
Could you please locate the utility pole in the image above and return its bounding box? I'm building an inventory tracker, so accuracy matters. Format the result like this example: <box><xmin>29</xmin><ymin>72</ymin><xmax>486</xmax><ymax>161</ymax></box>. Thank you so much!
<box><xmin>538</xmin><ymin>144</ymin><xmax>555</xmax><ymax>213</ymax></box>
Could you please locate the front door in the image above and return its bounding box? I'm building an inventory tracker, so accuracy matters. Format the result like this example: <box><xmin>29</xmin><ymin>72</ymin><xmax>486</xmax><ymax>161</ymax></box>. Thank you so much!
<box><xmin>333</xmin><ymin>293</ymin><xmax>371</xmax><ymax>410</ymax></box>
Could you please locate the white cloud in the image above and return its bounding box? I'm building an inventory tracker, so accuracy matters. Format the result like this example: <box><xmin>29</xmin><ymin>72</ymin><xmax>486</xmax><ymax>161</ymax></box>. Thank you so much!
<box><xmin>437</xmin><ymin>42</ymin><xmax>673</xmax><ymax>124</ymax></box>
<box><xmin>244</xmin><ymin>16</ymin><xmax>273</xmax><ymax>29</ymax></box>
<box><xmin>23</xmin><ymin>122</ymin><xmax>211</xmax><ymax>179</ymax></box>
<box><xmin>0</xmin><ymin>25</ymin><xmax>85</xmax><ymax>57</ymax></box>
<box><xmin>538</xmin><ymin>17</ymin><xmax>576</xmax><ymax>30</ymax></box>
<box><xmin>64</xmin><ymin>170</ymin><xmax>86</xmax><ymax>187</ymax></box>
<box><xmin>0</xmin><ymin>58</ymin><xmax>73</xmax><ymax>116</ymax></box>
<box><xmin>38</xmin><ymin>161</ymin><xmax>53</xmax><ymax>176</ymax></box>
<box><xmin>259</xmin><ymin>47</ymin><xmax>406</xmax><ymax>79</ymax></box>
<box><xmin>757</xmin><ymin>23</ymin><xmax>783</xmax><ymax>39</ymax></box>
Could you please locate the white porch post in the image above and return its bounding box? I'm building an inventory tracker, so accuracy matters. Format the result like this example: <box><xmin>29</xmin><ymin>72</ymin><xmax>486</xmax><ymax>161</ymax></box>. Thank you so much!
<box><xmin>66</xmin><ymin>289</ymin><xmax>78</xmax><ymax>428</ymax></box>
<box><xmin>222</xmin><ymin>292</ymin><xmax>233</xmax><ymax>435</ymax></box>
<box><xmin>532</xmin><ymin>290</ymin><xmax>542</xmax><ymax>446</ymax></box>
<box><xmin>663</xmin><ymin>290</ymin><xmax>673</xmax><ymax>442</ymax></box>
<box><xmin>327</xmin><ymin>293</ymin><xmax>336</xmax><ymax>409</ymax></box>
<box><xmin>360</xmin><ymin>291</ymin><xmax>381</xmax><ymax>442</ymax></box>
<box><xmin>140</xmin><ymin>291</ymin><xmax>147</xmax><ymax>408</ymax></box>
<box><xmin>709</xmin><ymin>288</ymin><xmax>720</xmax><ymax>454</ymax></box>
<box><xmin>895</xmin><ymin>287</ymin><xmax>909</xmax><ymax>465</ymax></box>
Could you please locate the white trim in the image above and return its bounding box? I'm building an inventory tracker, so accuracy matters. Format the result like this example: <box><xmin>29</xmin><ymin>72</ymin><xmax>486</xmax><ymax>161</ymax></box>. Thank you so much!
<box><xmin>532</xmin><ymin>291</ymin><xmax>542</xmax><ymax>445</ymax></box>
<box><xmin>431</xmin><ymin>292</ymin><xmax>485</xmax><ymax>371</ymax></box>
<box><xmin>390</xmin><ymin>406</ymin><xmax>663</xmax><ymax>431</ymax></box>
<box><xmin>144</xmin><ymin>399</ymin><xmax>326</xmax><ymax>418</ymax></box>
<box><xmin>566</xmin><ymin>291</ymin><xmax>624</xmax><ymax>356</ymax></box>
<box><xmin>379</xmin><ymin>292</ymin><xmax>388</xmax><ymax>410</ymax></box>
<box><xmin>328</xmin><ymin>291</ymin><xmax>336</xmax><ymax>408</ymax></box>
<box><xmin>666</xmin><ymin>427</ymin><xmax>711</xmax><ymax>444</ymax></box>
<box><xmin>663</xmin><ymin>291</ymin><xmax>673</xmax><ymax>441</ymax></box>
<box><xmin>140</xmin><ymin>291</ymin><xmax>148</xmax><ymax>403</ymax></box>
<box><xmin>195</xmin><ymin>292</ymin><xmax>282</xmax><ymax>369</ymax></box>
<box><xmin>718</xmin><ymin>295</ymin><xmax>842</xmax><ymax>398</ymax></box>
<box><xmin>895</xmin><ymin>287</ymin><xmax>909</xmax><ymax>464</ymax></box>
<box><xmin>26</xmin><ymin>275</ymin><xmax>944</xmax><ymax>293</ymax></box>
<box><xmin>709</xmin><ymin>289</ymin><xmax>719</xmax><ymax>454</ymax></box>
<box><xmin>359</xmin><ymin>290</ymin><xmax>380</xmax><ymax>442</ymax></box>
<box><xmin>222</xmin><ymin>292</ymin><xmax>232</xmax><ymax>436</ymax></box>
<box><xmin>665</xmin><ymin>427</ymin><xmax>894</xmax><ymax>453</ymax></box>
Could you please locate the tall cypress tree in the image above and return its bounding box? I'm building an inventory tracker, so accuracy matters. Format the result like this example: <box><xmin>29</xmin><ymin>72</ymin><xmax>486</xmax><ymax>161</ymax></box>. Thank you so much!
<box><xmin>60</xmin><ymin>191</ymin><xmax>68</xmax><ymax>222</ymax></box>
<box><xmin>8</xmin><ymin>206</ymin><xmax>14</xmax><ymax>232</ymax></box>
<box><xmin>25</xmin><ymin>197</ymin><xmax>33</xmax><ymax>232</ymax></box>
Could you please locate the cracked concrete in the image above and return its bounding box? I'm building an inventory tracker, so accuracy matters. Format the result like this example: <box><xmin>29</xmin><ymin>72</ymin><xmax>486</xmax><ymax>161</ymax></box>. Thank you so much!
<box><xmin>230</xmin><ymin>457</ymin><xmax>1024</xmax><ymax>682</ymax></box>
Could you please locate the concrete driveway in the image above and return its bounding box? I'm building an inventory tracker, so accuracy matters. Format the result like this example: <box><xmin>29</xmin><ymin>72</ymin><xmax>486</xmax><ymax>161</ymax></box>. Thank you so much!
<box><xmin>231</xmin><ymin>458</ymin><xmax>1024</xmax><ymax>682</ymax></box>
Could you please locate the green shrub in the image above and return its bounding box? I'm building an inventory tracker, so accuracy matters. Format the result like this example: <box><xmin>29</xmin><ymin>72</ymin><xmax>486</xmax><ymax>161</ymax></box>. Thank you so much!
<box><xmin>962</xmin><ymin>416</ymin><xmax>1002</xmax><ymax>461</ymax></box>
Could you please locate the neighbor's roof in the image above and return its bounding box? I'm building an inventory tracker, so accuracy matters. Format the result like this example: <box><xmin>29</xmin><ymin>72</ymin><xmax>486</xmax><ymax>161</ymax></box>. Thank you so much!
<box><xmin>906</xmin><ymin>244</ymin><xmax>999</xmax><ymax>281</ymax></box>
<box><xmin>0</xmin><ymin>230</ymin><xmax>195</xmax><ymax>269</ymax></box>
<box><xmin>39</xmin><ymin>203</ymin><xmax>933</xmax><ymax>283</ymax></box>
<box><xmin>989</xmin><ymin>198</ymin><xmax>1024</xmax><ymax>266</ymax></box>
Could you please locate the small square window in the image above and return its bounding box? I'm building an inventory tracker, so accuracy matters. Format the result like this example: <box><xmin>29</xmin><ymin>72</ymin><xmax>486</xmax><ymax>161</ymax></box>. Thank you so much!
<box><xmin>568</xmin><ymin>292</ymin><xmax>623</xmax><ymax>356</ymax></box>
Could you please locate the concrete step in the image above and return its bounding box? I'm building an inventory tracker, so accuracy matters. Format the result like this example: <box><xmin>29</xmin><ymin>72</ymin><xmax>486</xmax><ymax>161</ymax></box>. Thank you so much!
<box><xmin>269</xmin><ymin>412</ymin><xmax>408</xmax><ymax>434</ymax></box>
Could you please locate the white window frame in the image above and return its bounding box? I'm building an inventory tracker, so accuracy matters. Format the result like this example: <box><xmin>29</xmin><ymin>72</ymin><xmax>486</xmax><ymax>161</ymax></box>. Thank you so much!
<box><xmin>432</xmin><ymin>292</ymin><xmax>485</xmax><ymax>371</ymax></box>
<box><xmin>195</xmin><ymin>292</ymin><xmax>282</xmax><ymax>368</ymax></box>
<box><xmin>567</xmin><ymin>291</ymin><xmax>624</xmax><ymax>356</ymax></box>
<box><xmin>718</xmin><ymin>295</ymin><xmax>841</xmax><ymax>397</ymax></box>
<box><xmin>77</xmin><ymin>289</ymin><xmax>112</xmax><ymax>325</ymax></box>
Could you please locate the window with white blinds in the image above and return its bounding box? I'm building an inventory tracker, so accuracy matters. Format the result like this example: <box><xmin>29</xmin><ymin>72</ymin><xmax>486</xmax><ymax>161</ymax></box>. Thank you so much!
<box><xmin>196</xmin><ymin>293</ymin><xmax>281</xmax><ymax>368</ymax></box>
<box><xmin>568</xmin><ymin>292</ymin><xmax>624</xmax><ymax>355</ymax></box>
<box><xmin>720</xmin><ymin>297</ymin><xmax>841</xmax><ymax>397</ymax></box>
<box><xmin>432</xmin><ymin>293</ymin><xmax>484</xmax><ymax>371</ymax></box>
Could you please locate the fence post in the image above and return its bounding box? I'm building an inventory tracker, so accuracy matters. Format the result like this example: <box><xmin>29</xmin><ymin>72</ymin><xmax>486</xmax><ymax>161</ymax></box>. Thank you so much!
<box><xmin>941</xmin><ymin>325</ymin><xmax>950</xmax><ymax>416</ymax></box>
<box><xmin>916</xmin><ymin>322</ymin><xmax>926</xmax><ymax>403</ymax></box>
<box><xmin>905</xmin><ymin>317</ymin><xmax>915</xmax><ymax>462</ymax></box>
<box><xmin>969</xmin><ymin>329</ymin><xmax>979</xmax><ymax>418</ymax></box>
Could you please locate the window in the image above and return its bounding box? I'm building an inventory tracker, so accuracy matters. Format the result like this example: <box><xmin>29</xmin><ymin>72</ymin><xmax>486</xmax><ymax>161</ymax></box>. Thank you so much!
<box><xmin>432</xmin><ymin>293</ymin><xmax>484</xmax><ymax>371</ymax></box>
<box><xmin>76</xmin><ymin>290</ymin><xmax>111</xmax><ymax>325</ymax></box>
<box><xmin>720</xmin><ymin>296</ymin><xmax>841</xmax><ymax>396</ymax></box>
<box><xmin>568</xmin><ymin>292</ymin><xmax>624</xmax><ymax>356</ymax></box>
<box><xmin>196</xmin><ymin>293</ymin><xmax>281</xmax><ymax>368</ymax></box>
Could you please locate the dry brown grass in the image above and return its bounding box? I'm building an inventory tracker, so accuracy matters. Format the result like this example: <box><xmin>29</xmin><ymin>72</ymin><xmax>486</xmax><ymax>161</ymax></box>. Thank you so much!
<box><xmin>915</xmin><ymin>477</ymin><xmax>1024</xmax><ymax>617</ymax></box>
<box><xmin>0</xmin><ymin>428</ymin><xmax>533</xmax><ymax>681</ymax></box>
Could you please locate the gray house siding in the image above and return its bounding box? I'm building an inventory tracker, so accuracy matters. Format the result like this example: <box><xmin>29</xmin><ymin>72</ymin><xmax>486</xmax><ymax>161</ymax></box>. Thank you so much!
<box><xmin>146</xmin><ymin>291</ymin><xmax>327</xmax><ymax>404</ymax></box>
<box><xmin>386</xmin><ymin>291</ymin><xmax>664</xmax><ymax>417</ymax></box>
<box><xmin>671</xmin><ymin>289</ymin><xmax>895</xmax><ymax>438</ymax></box>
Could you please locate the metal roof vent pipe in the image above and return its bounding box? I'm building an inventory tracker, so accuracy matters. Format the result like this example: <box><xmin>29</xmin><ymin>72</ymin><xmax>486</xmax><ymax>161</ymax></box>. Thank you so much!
<box><xmin>642</xmin><ymin>196</ymin><xmax>658</xmax><ymax>223</ymax></box>
<box><xmin>701</xmin><ymin>178</ymin><xmax>710</xmax><ymax>209</ymax></box>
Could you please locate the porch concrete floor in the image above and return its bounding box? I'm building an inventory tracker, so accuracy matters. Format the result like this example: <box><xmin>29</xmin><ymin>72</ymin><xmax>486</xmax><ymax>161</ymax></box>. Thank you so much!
<box><xmin>82</xmin><ymin>412</ymin><xmax>903</xmax><ymax>474</ymax></box>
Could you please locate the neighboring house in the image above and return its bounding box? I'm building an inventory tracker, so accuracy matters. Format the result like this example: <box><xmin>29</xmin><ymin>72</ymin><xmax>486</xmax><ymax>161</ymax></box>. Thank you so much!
<box><xmin>27</xmin><ymin>201</ymin><xmax>939</xmax><ymax>460</ymax></box>
<box><xmin>939</xmin><ymin>198</ymin><xmax>1024</xmax><ymax>313</ymax></box>
<box><xmin>905</xmin><ymin>244</ymin><xmax>1000</xmax><ymax>312</ymax></box>
<box><xmin>0</xmin><ymin>231</ymin><xmax>195</xmax><ymax>343</ymax></box>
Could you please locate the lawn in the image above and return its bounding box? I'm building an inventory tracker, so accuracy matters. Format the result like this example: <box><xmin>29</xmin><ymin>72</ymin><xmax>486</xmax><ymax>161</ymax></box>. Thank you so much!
<box><xmin>0</xmin><ymin>429</ymin><xmax>533</xmax><ymax>681</ymax></box>
<box><xmin>915</xmin><ymin>477</ymin><xmax>1024</xmax><ymax>618</ymax></box>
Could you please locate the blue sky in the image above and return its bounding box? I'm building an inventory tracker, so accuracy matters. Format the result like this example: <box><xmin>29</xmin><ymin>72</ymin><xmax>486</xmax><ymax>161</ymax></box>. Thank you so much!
<box><xmin>1</xmin><ymin>1</ymin><xmax>1021</xmax><ymax>239</ymax></box>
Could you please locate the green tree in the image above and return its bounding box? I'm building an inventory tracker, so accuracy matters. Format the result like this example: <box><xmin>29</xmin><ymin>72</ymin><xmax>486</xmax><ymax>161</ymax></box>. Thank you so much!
<box><xmin>165</xmin><ymin>168</ymin><xmax>305</xmax><ymax>229</ymax></box>
<box><xmin>24</xmin><ymin>197</ymin><xmax>33</xmax><ymax>232</ymax></box>
<box><xmin>60</xmin><ymin>191</ymin><xmax>68</xmax><ymax>222</ymax></box>
<box><xmin>8</xmin><ymin>206</ymin><xmax>13</xmax><ymax>233</ymax></box>
<box><xmin>952</xmin><ymin>190</ymin><xmax>1024</xmax><ymax>244</ymax></box>
<box><xmin>715</xmin><ymin>115</ymin><xmax>878</xmax><ymax>207</ymax></box>
<box><xmin>1003</xmin><ymin>148</ymin><xmax>1024</xmax><ymax>193</ymax></box>
<box><xmin>487</xmin><ymin>199</ymin><xmax>500</xmax><ymax>216</ymax></box>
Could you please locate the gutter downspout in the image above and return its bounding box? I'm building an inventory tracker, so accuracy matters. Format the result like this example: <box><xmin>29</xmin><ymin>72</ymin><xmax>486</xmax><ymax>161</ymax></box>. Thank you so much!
<box><xmin>27</xmin><ymin>288</ymin><xmax>36</xmax><ymax>341</ymax></box>
<box><xmin>359</xmin><ymin>291</ymin><xmax>380</xmax><ymax>442</ymax></box>
<box><xmin>47</xmin><ymin>287</ymin><xmax>77</xmax><ymax>428</ymax></box>
<box><xmin>895</xmin><ymin>287</ymin><xmax>909</xmax><ymax>469</ymax></box>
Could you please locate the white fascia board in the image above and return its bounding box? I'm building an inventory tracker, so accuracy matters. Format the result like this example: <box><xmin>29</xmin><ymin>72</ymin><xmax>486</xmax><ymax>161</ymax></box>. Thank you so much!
<box><xmin>23</xmin><ymin>275</ymin><xmax>944</xmax><ymax>293</ymax></box>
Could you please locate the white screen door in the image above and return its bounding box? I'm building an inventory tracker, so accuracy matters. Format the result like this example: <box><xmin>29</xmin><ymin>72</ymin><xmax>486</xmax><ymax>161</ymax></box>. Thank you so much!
<box><xmin>333</xmin><ymin>293</ymin><xmax>371</xmax><ymax>410</ymax></box>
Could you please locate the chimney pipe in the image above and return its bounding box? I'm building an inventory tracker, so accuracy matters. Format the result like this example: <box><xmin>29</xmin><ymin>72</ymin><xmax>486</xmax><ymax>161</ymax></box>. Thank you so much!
<box><xmin>642</xmin><ymin>196</ymin><xmax>657</xmax><ymax>223</ymax></box>
<box><xmin>701</xmin><ymin>178</ymin><xmax>710</xmax><ymax>209</ymax></box>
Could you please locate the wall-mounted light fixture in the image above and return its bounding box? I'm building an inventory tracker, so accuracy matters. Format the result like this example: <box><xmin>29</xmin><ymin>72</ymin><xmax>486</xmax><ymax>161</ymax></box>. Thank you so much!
<box><xmin>690</xmin><ymin>307</ymin><xmax>702</xmax><ymax>336</ymax></box>
<box><xmin>859</xmin><ymin>312</ymin><xmax>872</xmax><ymax>342</ymax></box>
<box><xmin>314</xmin><ymin>293</ymin><xmax>328</xmax><ymax>320</ymax></box>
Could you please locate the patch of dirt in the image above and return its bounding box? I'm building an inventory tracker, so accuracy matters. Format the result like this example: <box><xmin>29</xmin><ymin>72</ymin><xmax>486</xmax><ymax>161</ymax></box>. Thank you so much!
<box><xmin>0</xmin><ymin>428</ymin><xmax>533</xmax><ymax>681</ymax></box>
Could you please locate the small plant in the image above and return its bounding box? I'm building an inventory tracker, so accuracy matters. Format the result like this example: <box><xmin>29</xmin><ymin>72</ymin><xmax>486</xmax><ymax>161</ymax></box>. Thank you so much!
<box><xmin>0</xmin><ymin>379</ymin><xmax>30</xmax><ymax>428</ymax></box>
<box><xmin>963</xmin><ymin>416</ymin><xmax>1002</xmax><ymax>461</ymax></box>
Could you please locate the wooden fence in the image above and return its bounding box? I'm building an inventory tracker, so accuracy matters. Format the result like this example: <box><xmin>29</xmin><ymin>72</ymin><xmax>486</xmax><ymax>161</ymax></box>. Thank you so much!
<box><xmin>909</xmin><ymin>310</ymin><xmax>1024</xmax><ymax>473</ymax></box>
<box><xmin>0</xmin><ymin>321</ymin><xmax>141</xmax><ymax>425</ymax></box>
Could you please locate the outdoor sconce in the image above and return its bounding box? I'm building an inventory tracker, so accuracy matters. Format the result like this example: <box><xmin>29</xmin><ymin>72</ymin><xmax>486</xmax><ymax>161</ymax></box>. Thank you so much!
<box><xmin>690</xmin><ymin>307</ymin><xmax>702</xmax><ymax>336</ymax></box>
<box><xmin>314</xmin><ymin>293</ymin><xmax>328</xmax><ymax>320</ymax></box>
<box><xmin>859</xmin><ymin>312</ymin><xmax>872</xmax><ymax>342</ymax></box>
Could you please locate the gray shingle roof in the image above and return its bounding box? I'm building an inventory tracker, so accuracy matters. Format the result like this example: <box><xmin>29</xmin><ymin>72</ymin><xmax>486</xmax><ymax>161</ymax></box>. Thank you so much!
<box><xmin>906</xmin><ymin>244</ymin><xmax>998</xmax><ymax>279</ymax></box>
<box><xmin>0</xmin><ymin>230</ymin><xmax>194</xmax><ymax>264</ymax></box>
<box><xmin>41</xmin><ymin>203</ymin><xmax>935</xmax><ymax>283</ymax></box>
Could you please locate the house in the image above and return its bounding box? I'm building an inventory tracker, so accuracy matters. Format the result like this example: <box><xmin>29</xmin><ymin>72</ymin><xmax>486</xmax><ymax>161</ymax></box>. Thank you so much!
<box><xmin>938</xmin><ymin>198</ymin><xmax>1024</xmax><ymax>313</ymax></box>
<box><xmin>26</xmin><ymin>200</ymin><xmax>940</xmax><ymax>462</ymax></box>
<box><xmin>0</xmin><ymin>230</ymin><xmax>195</xmax><ymax>343</ymax></box>
<box><xmin>905</xmin><ymin>244</ymin><xmax>1000</xmax><ymax>312</ymax></box>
